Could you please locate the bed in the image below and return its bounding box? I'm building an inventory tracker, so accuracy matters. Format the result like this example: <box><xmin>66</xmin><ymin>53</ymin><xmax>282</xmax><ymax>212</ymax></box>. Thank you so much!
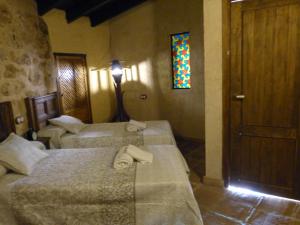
<box><xmin>0</xmin><ymin>101</ymin><xmax>203</xmax><ymax>225</ymax></box>
<box><xmin>25</xmin><ymin>93</ymin><xmax>176</xmax><ymax>149</ymax></box>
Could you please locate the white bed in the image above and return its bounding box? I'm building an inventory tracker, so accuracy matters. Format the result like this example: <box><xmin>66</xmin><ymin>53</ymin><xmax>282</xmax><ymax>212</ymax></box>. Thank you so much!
<box><xmin>42</xmin><ymin>120</ymin><xmax>177</xmax><ymax>149</ymax></box>
<box><xmin>0</xmin><ymin>145</ymin><xmax>203</xmax><ymax>225</ymax></box>
<box><xmin>26</xmin><ymin>94</ymin><xmax>177</xmax><ymax>149</ymax></box>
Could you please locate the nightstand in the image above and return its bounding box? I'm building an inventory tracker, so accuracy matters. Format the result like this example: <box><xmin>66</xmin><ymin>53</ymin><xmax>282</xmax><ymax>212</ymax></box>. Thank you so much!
<box><xmin>36</xmin><ymin>137</ymin><xmax>51</xmax><ymax>150</ymax></box>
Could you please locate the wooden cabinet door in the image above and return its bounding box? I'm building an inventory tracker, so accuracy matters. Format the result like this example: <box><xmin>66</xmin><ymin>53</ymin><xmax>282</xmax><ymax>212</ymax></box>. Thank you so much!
<box><xmin>230</xmin><ymin>0</ymin><xmax>300</xmax><ymax>198</ymax></box>
<box><xmin>55</xmin><ymin>53</ymin><xmax>92</xmax><ymax>123</ymax></box>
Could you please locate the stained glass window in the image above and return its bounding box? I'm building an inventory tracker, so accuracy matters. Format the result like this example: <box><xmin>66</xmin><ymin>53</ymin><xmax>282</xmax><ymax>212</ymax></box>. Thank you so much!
<box><xmin>171</xmin><ymin>32</ymin><xmax>191</xmax><ymax>89</ymax></box>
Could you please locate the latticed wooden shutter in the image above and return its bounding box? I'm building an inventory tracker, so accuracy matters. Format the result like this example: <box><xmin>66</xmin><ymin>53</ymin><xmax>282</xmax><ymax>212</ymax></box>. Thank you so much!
<box><xmin>55</xmin><ymin>54</ymin><xmax>92</xmax><ymax>123</ymax></box>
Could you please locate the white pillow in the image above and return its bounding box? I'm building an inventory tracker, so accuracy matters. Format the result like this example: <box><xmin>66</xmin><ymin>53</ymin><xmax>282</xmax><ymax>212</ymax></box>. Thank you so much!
<box><xmin>0</xmin><ymin>133</ymin><xmax>48</xmax><ymax>175</ymax></box>
<box><xmin>38</xmin><ymin>125</ymin><xmax>66</xmax><ymax>148</ymax></box>
<box><xmin>48</xmin><ymin>115</ymin><xmax>87</xmax><ymax>134</ymax></box>
<box><xmin>0</xmin><ymin>165</ymin><xmax>7</xmax><ymax>177</ymax></box>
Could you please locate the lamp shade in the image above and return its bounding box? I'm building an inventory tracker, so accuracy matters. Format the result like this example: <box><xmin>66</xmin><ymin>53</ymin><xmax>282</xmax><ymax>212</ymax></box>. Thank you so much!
<box><xmin>111</xmin><ymin>59</ymin><xmax>123</xmax><ymax>77</ymax></box>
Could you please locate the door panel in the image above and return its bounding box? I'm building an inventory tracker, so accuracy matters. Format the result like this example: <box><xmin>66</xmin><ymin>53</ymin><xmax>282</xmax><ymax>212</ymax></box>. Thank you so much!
<box><xmin>55</xmin><ymin>54</ymin><xmax>92</xmax><ymax>123</ymax></box>
<box><xmin>230</xmin><ymin>0</ymin><xmax>300</xmax><ymax>198</ymax></box>
<box><xmin>236</xmin><ymin>137</ymin><xmax>296</xmax><ymax>195</ymax></box>
<box><xmin>242</xmin><ymin>4</ymin><xmax>299</xmax><ymax>127</ymax></box>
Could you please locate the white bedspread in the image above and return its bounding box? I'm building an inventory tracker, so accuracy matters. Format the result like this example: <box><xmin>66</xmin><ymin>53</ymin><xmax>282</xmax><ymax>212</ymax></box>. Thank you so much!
<box><xmin>0</xmin><ymin>145</ymin><xmax>202</xmax><ymax>225</ymax></box>
<box><xmin>60</xmin><ymin>120</ymin><xmax>176</xmax><ymax>149</ymax></box>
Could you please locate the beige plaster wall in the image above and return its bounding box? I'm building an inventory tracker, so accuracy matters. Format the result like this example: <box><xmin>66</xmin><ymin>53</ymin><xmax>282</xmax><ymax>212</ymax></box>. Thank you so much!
<box><xmin>110</xmin><ymin>2</ymin><xmax>160</xmax><ymax>121</ymax></box>
<box><xmin>155</xmin><ymin>0</ymin><xmax>204</xmax><ymax>139</ymax></box>
<box><xmin>43</xmin><ymin>0</ymin><xmax>205</xmax><ymax>140</ymax></box>
<box><xmin>203</xmin><ymin>0</ymin><xmax>223</xmax><ymax>181</ymax></box>
<box><xmin>0</xmin><ymin>0</ymin><xmax>56</xmax><ymax>134</ymax></box>
<box><xmin>43</xmin><ymin>10</ymin><xmax>115</xmax><ymax>123</ymax></box>
<box><xmin>110</xmin><ymin>0</ymin><xmax>205</xmax><ymax>139</ymax></box>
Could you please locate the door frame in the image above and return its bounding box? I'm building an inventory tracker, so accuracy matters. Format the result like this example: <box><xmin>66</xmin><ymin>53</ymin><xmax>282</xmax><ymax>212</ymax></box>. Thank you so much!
<box><xmin>222</xmin><ymin>0</ymin><xmax>231</xmax><ymax>188</ymax></box>
<box><xmin>222</xmin><ymin>0</ymin><xmax>300</xmax><ymax>198</ymax></box>
<box><xmin>54</xmin><ymin>52</ymin><xmax>93</xmax><ymax>123</ymax></box>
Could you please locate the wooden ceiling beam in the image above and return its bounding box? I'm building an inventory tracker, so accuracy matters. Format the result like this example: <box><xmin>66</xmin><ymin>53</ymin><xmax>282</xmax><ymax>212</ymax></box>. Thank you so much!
<box><xmin>66</xmin><ymin>0</ymin><xmax>114</xmax><ymax>23</ymax></box>
<box><xmin>89</xmin><ymin>0</ymin><xmax>147</xmax><ymax>27</ymax></box>
<box><xmin>36</xmin><ymin>0</ymin><xmax>67</xmax><ymax>15</ymax></box>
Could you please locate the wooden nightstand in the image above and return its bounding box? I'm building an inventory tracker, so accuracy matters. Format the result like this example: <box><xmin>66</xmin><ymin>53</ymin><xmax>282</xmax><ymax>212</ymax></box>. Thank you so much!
<box><xmin>36</xmin><ymin>137</ymin><xmax>51</xmax><ymax>150</ymax></box>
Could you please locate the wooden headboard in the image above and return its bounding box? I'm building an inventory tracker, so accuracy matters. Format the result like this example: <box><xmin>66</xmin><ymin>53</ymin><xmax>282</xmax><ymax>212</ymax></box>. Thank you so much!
<box><xmin>0</xmin><ymin>102</ymin><xmax>16</xmax><ymax>142</ymax></box>
<box><xmin>25</xmin><ymin>92</ymin><xmax>61</xmax><ymax>131</ymax></box>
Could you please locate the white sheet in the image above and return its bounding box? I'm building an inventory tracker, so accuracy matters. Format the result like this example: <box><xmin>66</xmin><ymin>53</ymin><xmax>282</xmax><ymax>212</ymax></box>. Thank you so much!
<box><xmin>0</xmin><ymin>145</ymin><xmax>202</xmax><ymax>225</ymax></box>
<box><xmin>59</xmin><ymin>120</ymin><xmax>176</xmax><ymax>149</ymax></box>
<box><xmin>0</xmin><ymin>173</ymin><xmax>23</xmax><ymax>225</ymax></box>
<box><xmin>136</xmin><ymin>145</ymin><xmax>202</xmax><ymax>225</ymax></box>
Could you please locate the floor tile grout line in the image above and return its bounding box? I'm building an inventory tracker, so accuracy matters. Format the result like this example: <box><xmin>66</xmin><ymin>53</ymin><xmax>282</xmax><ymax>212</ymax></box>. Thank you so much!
<box><xmin>212</xmin><ymin>211</ymin><xmax>245</xmax><ymax>224</ymax></box>
<box><xmin>244</xmin><ymin>196</ymin><xmax>264</xmax><ymax>224</ymax></box>
<box><xmin>178</xmin><ymin>139</ymin><xmax>300</xmax><ymax>224</ymax></box>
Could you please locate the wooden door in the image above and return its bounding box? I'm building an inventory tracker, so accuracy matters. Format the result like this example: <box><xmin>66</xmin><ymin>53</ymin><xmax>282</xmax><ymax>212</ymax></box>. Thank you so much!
<box><xmin>230</xmin><ymin>0</ymin><xmax>300</xmax><ymax>198</ymax></box>
<box><xmin>54</xmin><ymin>53</ymin><xmax>92</xmax><ymax>123</ymax></box>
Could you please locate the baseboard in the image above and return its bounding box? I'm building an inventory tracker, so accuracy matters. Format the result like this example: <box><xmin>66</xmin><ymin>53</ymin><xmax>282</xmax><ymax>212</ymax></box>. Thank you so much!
<box><xmin>203</xmin><ymin>176</ymin><xmax>224</xmax><ymax>187</ymax></box>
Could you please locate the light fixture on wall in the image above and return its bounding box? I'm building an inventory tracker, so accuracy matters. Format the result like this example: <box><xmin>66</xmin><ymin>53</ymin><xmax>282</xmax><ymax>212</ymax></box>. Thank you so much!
<box><xmin>111</xmin><ymin>59</ymin><xmax>129</xmax><ymax>122</ymax></box>
<box><xmin>15</xmin><ymin>116</ymin><xmax>25</xmax><ymax>125</ymax></box>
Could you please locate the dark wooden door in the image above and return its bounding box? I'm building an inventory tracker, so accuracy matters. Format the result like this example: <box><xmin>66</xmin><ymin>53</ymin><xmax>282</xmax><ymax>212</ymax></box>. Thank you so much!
<box><xmin>230</xmin><ymin>0</ymin><xmax>300</xmax><ymax>198</ymax></box>
<box><xmin>54</xmin><ymin>53</ymin><xmax>92</xmax><ymax>123</ymax></box>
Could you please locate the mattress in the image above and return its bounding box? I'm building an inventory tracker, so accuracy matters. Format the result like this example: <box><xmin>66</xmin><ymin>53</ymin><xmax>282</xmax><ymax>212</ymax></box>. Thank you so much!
<box><xmin>0</xmin><ymin>145</ymin><xmax>202</xmax><ymax>225</ymax></box>
<box><xmin>60</xmin><ymin>120</ymin><xmax>177</xmax><ymax>149</ymax></box>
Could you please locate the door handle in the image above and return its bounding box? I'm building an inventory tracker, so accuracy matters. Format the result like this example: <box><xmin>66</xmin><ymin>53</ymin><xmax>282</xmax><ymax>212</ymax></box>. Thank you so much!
<box><xmin>235</xmin><ymin>95</ymin><xmax>245</xmax><ymax>99</ymax></box>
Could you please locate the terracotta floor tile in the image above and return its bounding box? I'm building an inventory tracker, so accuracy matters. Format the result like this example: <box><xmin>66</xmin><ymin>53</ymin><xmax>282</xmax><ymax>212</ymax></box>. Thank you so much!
<box><xmin>202</xmin><ymin>211</ymin><xmax>243</xmax><ymax>225</ymax></box>
<box><xmin>177</xmin><ymin>138</ymin><xmax>300</xmax><ymax>225</ymax></box>
<box><xmin>213</xmin><ymin>198</ymin><xmax>254</xmax><ymax>222</ymax></box>
<box><xmin>188</xmin><ymin>160</ymin><xmax>205</xmax><ymax>178</ymax></box>
<box><xmin>257</xmin><ymin>197</ymin><xmax>299</xmax><ymax>217</ymax></box>
<box><xmin>224</xmin><ymin>190</ymin><xmax>263</xmax><ymax>208</ymax></box>
<box><xmin>293</xmin><ymin>205</ymin><xmax>300</xmax><ymax>219</ymax></box>
<box><xmin>189</xmin><ymin>170</ymin><xmax>202</xmax><ymax>189</ymax></box>
<box><xmin>247</xmin><ymin>210</ymin><xmax>300</xmax><ymax>225</ymax></box>
<box><xmin>199</xmin><ymin>206</ymin><xmax>210</xmax><ymax>217</ymax></box>
<box><xmin>194</xmin><ymin>185</ymin><xmax>227</xmax><ymax>209</ymax></box>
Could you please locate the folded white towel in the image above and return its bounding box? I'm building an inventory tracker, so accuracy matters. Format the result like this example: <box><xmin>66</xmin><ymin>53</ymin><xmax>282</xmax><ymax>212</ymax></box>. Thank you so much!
<box><xmin>126</xmin><ymin>144</ymin><xmax>153</xmax><ymax>164</ymax></box>
<box><xmin>113</xmin><ymin>146</ymin><xmax>134</xmax><ymax>170</ymax></box>
<box><xmin>126</xmin><ymin>124</ymin><xmax>140</xmax><ymax>132</ymax></box>
<box><xmin>129</xmin><ymin>120</ymin><xmax>147</xmax><ymax>129</ymax></box>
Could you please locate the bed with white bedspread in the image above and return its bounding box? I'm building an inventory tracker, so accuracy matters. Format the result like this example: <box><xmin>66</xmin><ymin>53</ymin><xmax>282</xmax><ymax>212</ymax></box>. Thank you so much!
<box><xmin>42</xmin><ymin>120</ymin><xmax>177</xmax><ymax>149</ymax></box>
<box><xmin>0</xmin><ymin>145</ymin><xmax>203</xmax><ymax>225</ymax></box>
<box><xmin>26</xmin><ymin>93</ymin><xmax>177</xmax><ymax>149</ymax></box>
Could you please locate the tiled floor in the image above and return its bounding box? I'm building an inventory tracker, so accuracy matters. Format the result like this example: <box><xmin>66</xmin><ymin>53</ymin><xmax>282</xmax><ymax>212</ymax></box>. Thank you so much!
<box><xmin>177</xmin><ymin>138</ymin><xmax>300</xmax><ymax>225</ymax></box>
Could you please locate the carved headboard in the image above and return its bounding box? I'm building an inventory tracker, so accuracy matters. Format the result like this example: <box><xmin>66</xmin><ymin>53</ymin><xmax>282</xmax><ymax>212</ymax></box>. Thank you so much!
<box><xmin>25</xmin><ymin>92</ymin><xmax>61</xmax><ymax>131</ymax></box>
<box><xmin>0</xmin><ymin>102</ymin><xmax>16</xmax><ymax>142</ymax></box>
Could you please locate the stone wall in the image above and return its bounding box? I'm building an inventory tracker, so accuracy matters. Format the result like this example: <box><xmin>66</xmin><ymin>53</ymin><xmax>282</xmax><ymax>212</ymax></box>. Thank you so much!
<box><xmin>0</xmin><ymin>0</ymin><xmax>56</xmax><ymax>134</ymax></box>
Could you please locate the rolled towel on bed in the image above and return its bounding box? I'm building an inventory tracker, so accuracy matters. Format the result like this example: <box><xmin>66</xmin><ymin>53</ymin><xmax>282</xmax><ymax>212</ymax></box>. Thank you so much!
<box><xmin>113</xmin><ymin>146</ymin><xmax>134</xmax><ymax>170</ymax></box>
<box><xmin>130</xmin><ymin>119</ymin><xmax>147</xmax><ymax>129</ymax></box>
<box><xmin>126</xmin><ymin>144</ymin><xmax>153</xmax><ymax>164</ymax></box>
<box><xmin>126</xmin><ymin>124</ymin><xmax>140</xmax><ymax>132</ymax></box>
<box><xmin>126</xmin><ymin>120</ymin><xmax>147</xmax><ymax>132</ymax></box>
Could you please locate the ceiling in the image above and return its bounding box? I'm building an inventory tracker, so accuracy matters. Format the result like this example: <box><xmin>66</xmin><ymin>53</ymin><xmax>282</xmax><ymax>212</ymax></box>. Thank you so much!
<box><xmin>35</xmin><ymin>0</ymin><xmax>148</xmax><ymax>27</ymax></box>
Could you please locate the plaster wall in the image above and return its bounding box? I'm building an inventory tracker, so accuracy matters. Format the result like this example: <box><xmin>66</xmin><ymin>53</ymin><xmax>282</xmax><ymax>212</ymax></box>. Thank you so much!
<box><xmin>110</xmin><ymin>0</ymin><xmax>205</xmax><ymax>139</ymax></box>
<box><xmin>110</xmin><ymin>2</ymin><xmax>160</xmax><ymax>121</ymax></box>
<box><xmin>43</xmin><ymin>10</ymin><xmax>114</xmax><ymax>123</ymax></box>
<box><xmin>203</xmin><ymin>0</ymin><xmax>223</xmax><ymax>181</ymax></box>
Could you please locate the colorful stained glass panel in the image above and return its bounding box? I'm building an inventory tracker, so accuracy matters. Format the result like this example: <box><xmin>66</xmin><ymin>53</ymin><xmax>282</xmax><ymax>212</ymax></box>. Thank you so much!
<box><xmin>171</xmin><ymin>32</ymin><xmax>191</xmax><ymax>89</ymax></box>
